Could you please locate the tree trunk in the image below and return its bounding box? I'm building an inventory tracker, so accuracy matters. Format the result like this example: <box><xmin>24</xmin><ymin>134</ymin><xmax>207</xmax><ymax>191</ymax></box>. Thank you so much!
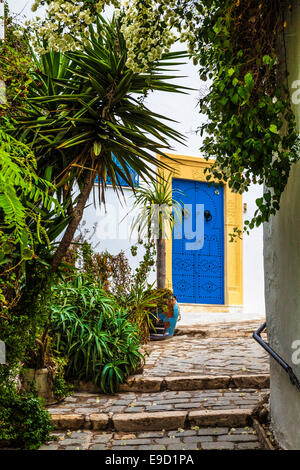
<box><xmin>156</xmin><ymin>237</ymin><xmax>166</xmax><ymax>289</ymax></box>
<box><xmin>51</xmin><ymin>171</ymin><xmax>93</xmax><ymax>272</ymax></box>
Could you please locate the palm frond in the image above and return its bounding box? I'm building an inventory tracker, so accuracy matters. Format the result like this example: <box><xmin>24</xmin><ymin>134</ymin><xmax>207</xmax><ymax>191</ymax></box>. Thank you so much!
<box><xmin>16</xmin><ymin>16</ymin><xmax>191</xmax><ymax>201</ymax></box>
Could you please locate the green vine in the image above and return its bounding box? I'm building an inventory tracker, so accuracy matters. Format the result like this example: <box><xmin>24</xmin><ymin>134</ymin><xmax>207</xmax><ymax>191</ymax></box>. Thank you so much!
<box><xmin>196</xmin><ymin>0</ymin><xmax>299</xmax><ymax>232</ymax></box>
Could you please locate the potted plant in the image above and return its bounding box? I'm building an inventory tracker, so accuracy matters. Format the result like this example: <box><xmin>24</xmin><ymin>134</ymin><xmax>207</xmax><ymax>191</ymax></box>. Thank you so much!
<box><xmin>149</xmin><ymin>289</ymin><xmax>179</xmax><ymax>339</ymax></box>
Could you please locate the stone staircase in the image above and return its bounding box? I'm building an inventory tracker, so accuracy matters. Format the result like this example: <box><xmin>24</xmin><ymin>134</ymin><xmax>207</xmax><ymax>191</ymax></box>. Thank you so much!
<box><xmin>44</xmin><ymin>374</ymin><xmax>270</xmax><ymax>450</ymax></box>
<box><xmin>41</xmin><ymin>321</ymin><xmax>271</xmax><ymax>450</ymax></box>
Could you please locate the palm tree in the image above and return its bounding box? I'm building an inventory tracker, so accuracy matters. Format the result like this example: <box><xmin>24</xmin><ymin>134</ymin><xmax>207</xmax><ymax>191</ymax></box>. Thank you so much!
<box><xmin>18</xmin><ymin>15</ymin><xmax>189</xmax><ymax>272</ymax></box>
<box><xmin>131</xmin><ymin>173</ymin><xmax>184</xmax><ymax>289</ymax></box>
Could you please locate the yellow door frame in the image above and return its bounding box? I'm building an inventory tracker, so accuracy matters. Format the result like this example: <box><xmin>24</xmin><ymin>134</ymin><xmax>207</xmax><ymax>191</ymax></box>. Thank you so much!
<box><xmin>158</xmin><ymin>153</ymin><xmax>243</xmax><ymax>306</ymax></box>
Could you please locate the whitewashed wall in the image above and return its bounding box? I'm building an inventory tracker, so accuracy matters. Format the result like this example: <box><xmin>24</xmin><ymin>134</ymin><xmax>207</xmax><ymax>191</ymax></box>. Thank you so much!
<box><xmin>81</xmin><ymin>185</ymin><xmax>156</xmax><ymax>285</ymax></box>
<box><xmin>263</xmin><ymin>1</ymin><xmax>300</xmax><ymax>449</ymax></box>
<box><xmin>242</xmin><ymin>184</ymin><xmax>265</xmax><ymax>315</ymax></box>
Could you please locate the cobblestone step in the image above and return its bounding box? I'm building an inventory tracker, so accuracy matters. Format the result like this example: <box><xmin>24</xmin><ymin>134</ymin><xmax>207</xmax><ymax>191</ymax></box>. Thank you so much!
<box><xmin>174</xmin><ymin>320</ymin><xmax>266</xmax><ymax>339</ymax></box>
<box><xmin>40</xmin><ymin>426</ymin><xmax>264</xmax><ymax>450</ymax></box>
<box><xmin>140</xmin><ymin>335</ymin><xmax>269</xmax><ymax>378</ymax></box>
<box><xmin>48</xmin><ymin>388</ymin><xmax>268</xmax><ymax>431</ymax></box>
<box><xmin>77</xmin><ymin>374</ymin><xmax>269</xmax><ymax>394</ymax></box>
<box><xmin>49</xmin><ymin>388</ymin><xmax>268</xmax><ymax>415</ymax></box>
<box><xmin>42</xmin><ymin>320</ymin><xmax>271</xmax><ymax>450</ymax></box>
<box><xmin>49</xmin><ymin>405</ymin><xmax>255</xmax><ymax>432</ymax></box>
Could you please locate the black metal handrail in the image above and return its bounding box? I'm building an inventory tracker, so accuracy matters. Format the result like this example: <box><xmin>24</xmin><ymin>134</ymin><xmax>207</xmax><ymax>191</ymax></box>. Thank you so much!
<box><xmin>253</xmin><ymin>322</ymin><xmax>300</xmax><ymax>392</ymax></box>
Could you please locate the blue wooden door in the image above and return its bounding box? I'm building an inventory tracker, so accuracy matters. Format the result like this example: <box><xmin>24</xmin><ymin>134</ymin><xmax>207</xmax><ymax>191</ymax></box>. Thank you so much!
<box><xmin>172</xmin><ymin>179</ymin><xmax>225</xmax><ymax>304</ymax></box>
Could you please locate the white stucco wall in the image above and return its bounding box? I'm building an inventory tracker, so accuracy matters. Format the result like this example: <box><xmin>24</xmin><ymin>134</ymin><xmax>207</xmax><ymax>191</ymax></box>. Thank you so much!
<box><xmin>81</xmin><ymin>185</ymin><xmax>156</xmax><ymax>285</ymax></box>
<box><xmin>263</xmin><ymin>1</ymin><xmax>300</xmax><ymax>449</ymax></box>
<box><xmin>243</xmin><ymin>185</ymin><xmax>265</xmax><ymax>315</ymax></box>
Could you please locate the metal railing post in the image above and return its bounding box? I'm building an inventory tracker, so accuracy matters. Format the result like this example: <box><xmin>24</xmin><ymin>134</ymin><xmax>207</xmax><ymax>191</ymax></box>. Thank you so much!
<box><xmin>253</xmin><ymin>323</ymin><xmax>300</xmax><ymax>392</ymax></box>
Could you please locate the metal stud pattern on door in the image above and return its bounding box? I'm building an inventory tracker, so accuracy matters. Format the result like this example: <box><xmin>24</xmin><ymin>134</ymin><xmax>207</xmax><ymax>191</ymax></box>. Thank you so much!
<box><xmin>172</xmin><ymin>179</ymin><xmax>225</xmax><ymax>304</ymax></box>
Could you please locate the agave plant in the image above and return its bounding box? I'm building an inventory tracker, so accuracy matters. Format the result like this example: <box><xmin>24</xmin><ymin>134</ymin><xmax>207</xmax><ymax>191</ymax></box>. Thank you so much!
<box><xmin>130</xmin><ymin>173</ymin><xmax>185</xmax><ymax>289</ymax></box>
<box><xmin>18</xmin><ymin>15</ymin><xmax>188</xmax><ymax>272</ymax></box>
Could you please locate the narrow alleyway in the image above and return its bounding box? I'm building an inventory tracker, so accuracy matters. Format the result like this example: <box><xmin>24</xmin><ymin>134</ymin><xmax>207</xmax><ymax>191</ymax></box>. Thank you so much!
<box><xmin>41</xmin><ymin>320</ymin><xmax>270</xmax><ymax>450</ymax></box>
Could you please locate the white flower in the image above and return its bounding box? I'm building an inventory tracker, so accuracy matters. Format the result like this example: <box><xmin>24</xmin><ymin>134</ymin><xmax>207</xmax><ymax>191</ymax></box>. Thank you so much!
<box><xmin>13</xmin><ymin>30</ymin><xmax>23</xmax><ymax>39</ymax></box>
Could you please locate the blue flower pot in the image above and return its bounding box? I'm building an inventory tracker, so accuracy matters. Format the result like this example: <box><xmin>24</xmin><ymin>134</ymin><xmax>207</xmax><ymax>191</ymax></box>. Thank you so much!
<box><xmin>158</xmin><ymin>301</ymin><xmax>179</xmax><ymax>337</ymax></box>
<box><xmin>150</xmin><ymin>300</ymin><xmax>179</xmax><ymax>340</ymax></box>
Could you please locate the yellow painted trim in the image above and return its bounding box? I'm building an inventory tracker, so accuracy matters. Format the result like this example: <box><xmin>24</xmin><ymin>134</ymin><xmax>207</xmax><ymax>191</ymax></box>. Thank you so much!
<box><xmin>158</xmin><ymin>153</ymin><xmax>243</xmax><ymax>306</ymax></box>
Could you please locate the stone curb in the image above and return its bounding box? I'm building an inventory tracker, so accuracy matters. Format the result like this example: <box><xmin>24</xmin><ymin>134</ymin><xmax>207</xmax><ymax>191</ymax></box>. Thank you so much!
<box><xmin>174</xmin><ymin>328</ymin><xmax>257</xmax><ymax>339</ymax></box>
<box><xmin>189</xmin><ymin>409</ymin><xmax>253</xmax><ymax>428</ymax></box>
<box><xmin>229</xmin><ymin>374</ymin><xmax>269</xmax><ymax>389</ymax></box>
<box><xmin>51</xmin><ymin>413</ymin><xmax>86</xmax><ymax>430</ymax></box>
<box><xmin>112</xmin><ymin>411</ymin><xmax>187</xmax><ymax>432</ymax></box>
<box><xmin>76</xmin><ymin>374</ymin><xmax>270</xmax><ymax>393</ymax></box>
<box><xmin>252</xmin><ymin>418</ymin><xmax>275</xmax><ymax>450</ymax></box>
<box><xmin>119</xmin><ymin>377</ymin><xmax>162</xmax><ymax>393</ymax></box>
<box><xmin>51</xmin><ymin>408</ymin><xmax>254</xmax><ymax>432</ymax></box>
<box><xmin>116</xmin><ymin>374</ymin><xmax>270</xmax><ymax>393</ymax></box>
<box><xmin>165</xmin><ymin>376</ymin><xmax>231</xmax><ymax>391</ymax></box>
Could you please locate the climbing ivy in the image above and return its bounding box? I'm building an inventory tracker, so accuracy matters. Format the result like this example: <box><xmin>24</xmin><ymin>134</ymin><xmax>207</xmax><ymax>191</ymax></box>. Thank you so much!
<box><xmin>0</xmin><ymin>7</ymin><xmax>32</xmax><ymax>119</ymax></box>
<box><xmin>25</xmin><ymin>1</ymin><xmax>299</xmax><ymax>230</ymax></box>
<box><xmin>196</xmin><ymin>0</ymin><xmax>299</xmax><ymax>232</ymax></box>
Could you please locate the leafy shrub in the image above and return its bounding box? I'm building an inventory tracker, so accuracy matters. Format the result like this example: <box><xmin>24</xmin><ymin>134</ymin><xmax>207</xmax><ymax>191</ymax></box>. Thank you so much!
<box><xmin>65</xmin><ymin>233</ymin><xmax>133</xmax><ymax>296</ymax></box>
<box><xmin>49</xmin><ymin>274</ymin><xmax>144</xmax><ymax>393</ymax></box>
<box><xmin>52</xmin><ymin>374</ymin><xmax>73</xmax><ymax>401</ymax></box>
<box><xmin>119</xmin><ymin>283</ymin><xmax>163</xmax><ymax>343</ymax></box>
<box><xmin>149</xmin><ymin>289</ymin><xmax>175</xmax><ymax>314</ymax></box>
<box><xmin>0</xmin><ymin>380</ymin><xmax>52</xmax><ymax>450</ymax></box>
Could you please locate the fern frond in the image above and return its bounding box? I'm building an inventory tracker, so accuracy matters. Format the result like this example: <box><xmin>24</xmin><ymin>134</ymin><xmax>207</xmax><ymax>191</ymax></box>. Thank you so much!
<box><xmin>0</xmin><ymin>131</ymin><xmax>64</xmax><ymax>250</ymax></box>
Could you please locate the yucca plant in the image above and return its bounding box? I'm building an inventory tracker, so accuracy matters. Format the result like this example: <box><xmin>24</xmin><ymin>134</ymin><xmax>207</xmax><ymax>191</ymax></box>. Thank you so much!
<box><xmin>18</xmin><ymin>15</ymin><xmax>188</xmax><ymax>272</ymax></box>
<box><xmin>131</xmin><ymin>173</ymin><xmax>184</xmax><ymax>289</ymax></box>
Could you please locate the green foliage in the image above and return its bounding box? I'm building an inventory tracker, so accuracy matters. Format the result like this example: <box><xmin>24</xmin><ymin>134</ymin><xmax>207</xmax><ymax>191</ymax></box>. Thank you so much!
<box><xmin>130</xmin><ymin>173</ymin><xmax>184</xmax><ymax>288</ymax></box>
<box><xmin>196</xmin><ymin>0</ymin><xmax>299</xmax><ymax>231</ymax></box>
<box><xmin>0</xmin><ymin>264</ymin><xmax>53</xmax><ymax>370</ymax></box>
<box><xmin>0</xmin><ymin>131</ymin><xmax>63</xmax><ymax>367</ymax></box>
<box><xmin>49</xmin><ymin>274</ymin><xmax>144</xmax><ymax>393</ymax></box>
<box><xmin>18</xmin><ymin>15</ymin><xmax>187</xmax><ymax>199</ymax></box>
<box><xmin>66</xmin><ymin>237</ymin><xmax>133</xmax><ymax>295</ymax></box>
<box><xmin>149</xmin><ymin>288</ymin><xmax>175</xmax><ymax>314</ymax></box>
<box><xmin>0</xmin><ymin>8</ymin><xmax>32</xmax><ymax>119</ymax></box>
<box><xmin>51</xmin><ymin>357</ymin><xmax>73</xmax><ymax>400</ymax></box>
<box><xmin>64</xmin><ymin>236</ymin><xmax>161</xmax><ymax>342</ymax></box>
<box><xmin>131</xmin><ymin>238</ymin><xmax>156</xmax><ymax>288</ymax></box>
<box><xmin>0</xmin><ymin>380</ymin><xmax>52</xmax><ymax>450</ymax></box>
<box><xmin>130</xmin><ymin>173</ymin><xmax>184</xmax><ymax>239</ymax></box>
<box><xmin>0</xmin><ymin>131</ymin><xmax>63</xmax><ymax>253</ymax></box>
<box><xmin>119</xmin><ymin>282</ymin><xmax>162</xmax><ymax>342</ymax></box>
